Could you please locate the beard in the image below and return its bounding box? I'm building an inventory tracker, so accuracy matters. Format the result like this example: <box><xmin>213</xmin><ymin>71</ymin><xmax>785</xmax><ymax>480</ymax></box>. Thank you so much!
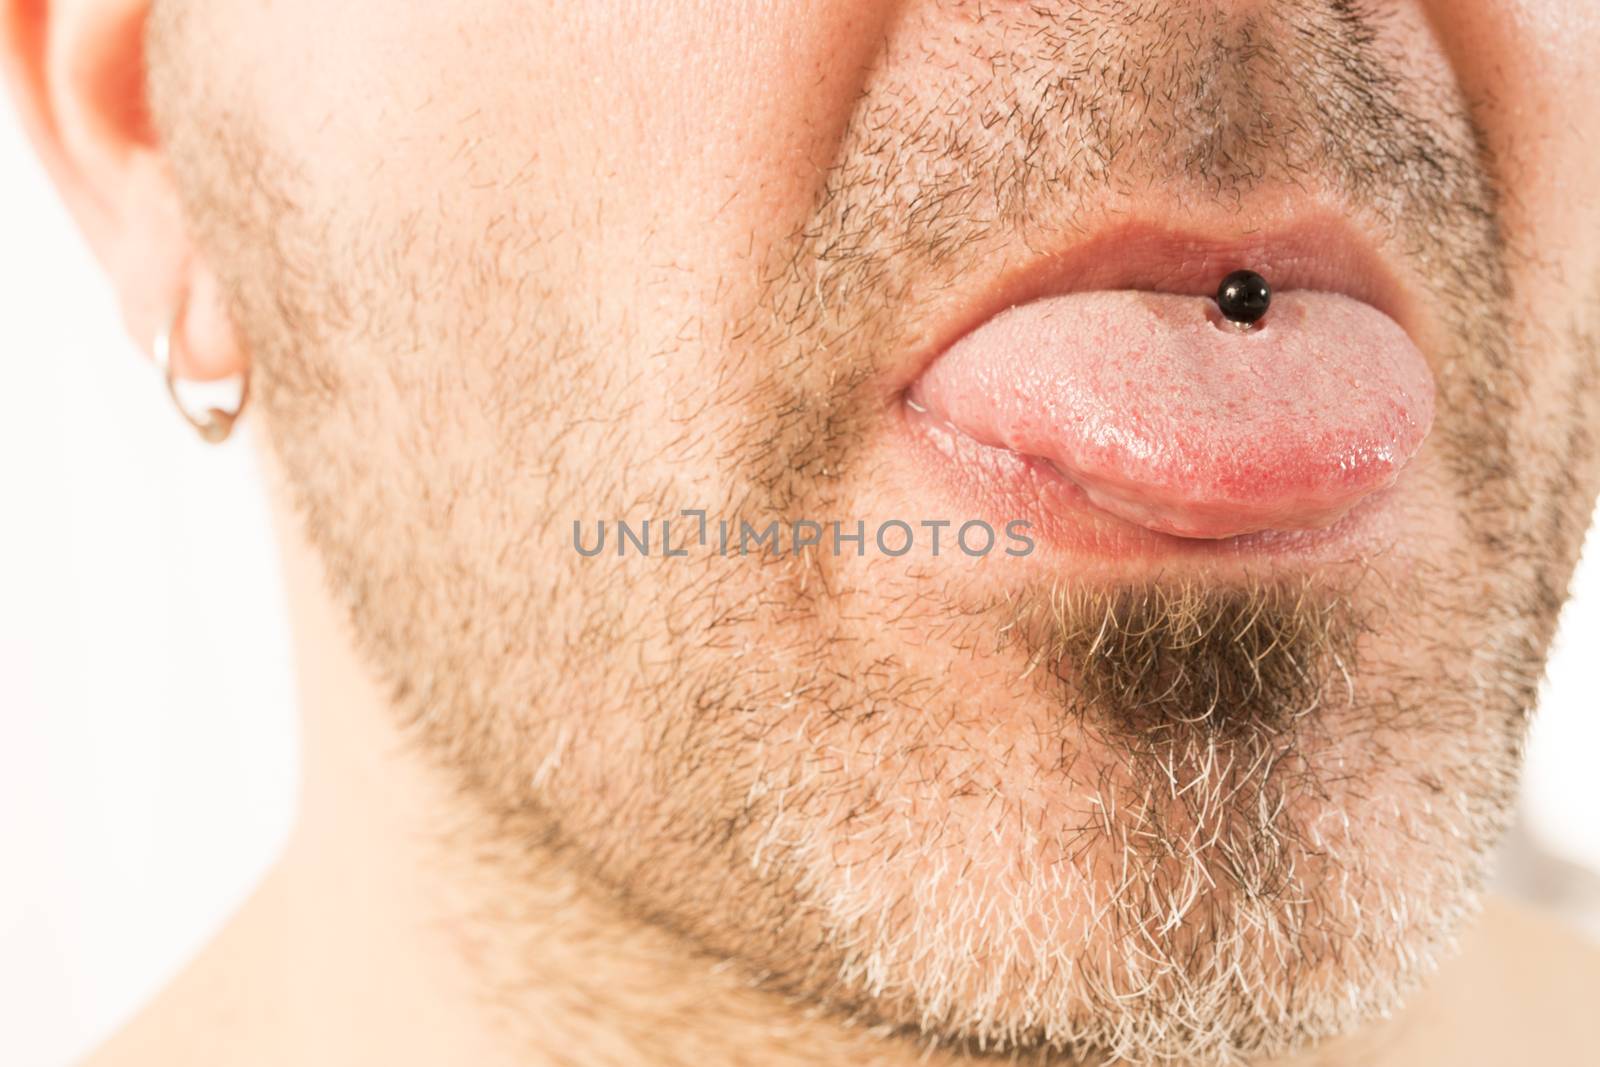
<box><xmin>147</xmin><ymin>0</ymin><xmax>1597</xmax><ymax>1063</ymax></box>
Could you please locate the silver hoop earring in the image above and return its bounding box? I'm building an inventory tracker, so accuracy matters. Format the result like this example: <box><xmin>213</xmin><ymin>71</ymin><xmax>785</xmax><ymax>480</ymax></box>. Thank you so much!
<box><xmin>152</xmin><ymin>291</ymin><xmax>249</xmax><ymax>444</ymax></box>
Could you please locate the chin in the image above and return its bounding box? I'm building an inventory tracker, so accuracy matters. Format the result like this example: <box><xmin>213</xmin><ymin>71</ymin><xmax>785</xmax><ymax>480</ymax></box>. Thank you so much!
<box><xmin>600</xmin><ymin>539</ymin><xmax>1526</xmax><ymax>1067</ymax></box>
<box><xmin>750</xmin><ymin>669</ymin><xmax>1510</xmax><ymax>1065</ymax></box>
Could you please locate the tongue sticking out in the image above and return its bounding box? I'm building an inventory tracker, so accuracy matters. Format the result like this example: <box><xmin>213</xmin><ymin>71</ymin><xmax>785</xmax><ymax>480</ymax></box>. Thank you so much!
<box><xmin>909</xmin><ymin>290</ymin><xmax>1435</xmax><ymax>540</ymax></box>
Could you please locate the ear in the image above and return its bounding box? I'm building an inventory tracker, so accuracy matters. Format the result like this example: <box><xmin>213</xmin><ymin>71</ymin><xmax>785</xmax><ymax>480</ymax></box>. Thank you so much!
<box><xmin>2</xmin><ymin>0</ymin><xmax>242</xmax><ymax>380</ymax></box>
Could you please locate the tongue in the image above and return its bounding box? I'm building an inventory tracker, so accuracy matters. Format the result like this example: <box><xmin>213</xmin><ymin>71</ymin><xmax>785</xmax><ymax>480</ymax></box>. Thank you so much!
<box><xmin>910</xmin><ymin>290</ymin><xmax>1435</xmax><ymax>539</ymax></box>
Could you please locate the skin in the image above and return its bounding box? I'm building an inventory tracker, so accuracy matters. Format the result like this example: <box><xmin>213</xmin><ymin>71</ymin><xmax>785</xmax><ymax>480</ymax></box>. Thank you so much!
<box><xmin>5</xmin><ymin>1</ymin><xmax>1600</xmax><ymax>1064</ymax></box>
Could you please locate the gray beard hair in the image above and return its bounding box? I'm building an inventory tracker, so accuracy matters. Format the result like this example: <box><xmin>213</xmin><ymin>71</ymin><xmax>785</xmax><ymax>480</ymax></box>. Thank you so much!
<box><xmin>735</xmin><ymin>564</ymin><xmax>1521</xmax><ymax>1064</ymax></box>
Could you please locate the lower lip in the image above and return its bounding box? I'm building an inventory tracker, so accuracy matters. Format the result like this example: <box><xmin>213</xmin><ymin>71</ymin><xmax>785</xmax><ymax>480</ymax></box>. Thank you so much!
<box><xmin>895</xmin><ymin>395</ymin><xmax>1410</xmax><ymax>566</ymax></box>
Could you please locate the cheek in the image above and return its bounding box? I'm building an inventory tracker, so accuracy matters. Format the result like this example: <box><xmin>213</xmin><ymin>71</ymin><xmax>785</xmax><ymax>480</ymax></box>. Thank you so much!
<box><xmin>209</xmin><ymin>0</ymin><xmax>893</xmax><ymax>341</ymax></box>
<box><xmin>1421</xmin><ymin>1</ymin><xmax>1600</xmax><ymax>294</ymax></box>
<box><xmin>191</xmin><ymin>1</ymin><xmax>906</xmax><ymax>489</ymax></box>
<box><xmin>1413</xmin><ymin>1</ymin><xmax>1600</xmax><ymax>517</ymax></box>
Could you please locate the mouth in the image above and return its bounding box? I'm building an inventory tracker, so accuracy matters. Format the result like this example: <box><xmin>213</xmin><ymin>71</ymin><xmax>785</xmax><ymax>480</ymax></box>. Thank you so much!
<box><xmin>896</xmin><ymin>217</ymin><xmax>1437</xmax><ymax>557</ymax></box>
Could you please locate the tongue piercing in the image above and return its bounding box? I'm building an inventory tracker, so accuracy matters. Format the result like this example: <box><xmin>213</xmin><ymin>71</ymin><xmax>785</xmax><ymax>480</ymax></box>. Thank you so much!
<box><xmin>1217</xmin><ymin>269</ymin><xmax>1272</xmax><ymax>325</ymax></box>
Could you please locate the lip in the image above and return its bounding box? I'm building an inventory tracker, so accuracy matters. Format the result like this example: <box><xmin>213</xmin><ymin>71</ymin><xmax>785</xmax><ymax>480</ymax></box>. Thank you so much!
<box><xmin>892</xmin><ymin>214</ymin><xmax>1431</xmax><ymax>562</ymax></box>
<box><xmin>890</xmin><ymin>213</ymin><xmax>1426</xmax><ymax>396</ymax></box>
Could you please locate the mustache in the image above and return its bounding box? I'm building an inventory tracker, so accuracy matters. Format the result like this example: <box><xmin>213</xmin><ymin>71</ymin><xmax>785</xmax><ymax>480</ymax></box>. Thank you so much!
<box><xmin>799</xmin><ymin>0</ymin><xmax>1501</xmax><ymax>279</ymax></box>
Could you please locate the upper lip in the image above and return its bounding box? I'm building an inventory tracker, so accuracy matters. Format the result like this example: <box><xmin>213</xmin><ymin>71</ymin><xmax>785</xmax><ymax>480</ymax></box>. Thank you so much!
<box><xmin>891</xmin><ymin>210</ymin><xmax>1427</xmax><ymax>396</ymax></box>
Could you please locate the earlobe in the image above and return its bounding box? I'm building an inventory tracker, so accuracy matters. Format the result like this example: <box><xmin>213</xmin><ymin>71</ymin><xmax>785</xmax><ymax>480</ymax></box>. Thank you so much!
<box><xmin>1</xmin><ymin>0</ymin><xmax>245</xmax><ymax>382</ymax></box>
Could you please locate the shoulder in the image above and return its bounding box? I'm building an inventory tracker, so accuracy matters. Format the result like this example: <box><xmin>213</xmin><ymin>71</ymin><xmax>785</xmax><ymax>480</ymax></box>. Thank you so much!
<box><xmin>76</xmin><ymin>876</ymin><xmax>293</xmax><ymax>1067</ymax></box>
<box><xmin>1476</xmin><ymin>894</ymin><xmax>1600</xmax><ymax>997</ymax></box>
<box><xmin>1400</xmin><ymin>894</ymin><xmax>1600</xmax><ymax>1065</ymax></box>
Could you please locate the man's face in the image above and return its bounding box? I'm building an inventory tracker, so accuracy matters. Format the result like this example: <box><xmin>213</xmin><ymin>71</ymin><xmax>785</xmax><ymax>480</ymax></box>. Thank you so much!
<box><xmin>149</xmin><ymin>1</ymin><xmax>1599</xmax><ymax>1063</ymax></box>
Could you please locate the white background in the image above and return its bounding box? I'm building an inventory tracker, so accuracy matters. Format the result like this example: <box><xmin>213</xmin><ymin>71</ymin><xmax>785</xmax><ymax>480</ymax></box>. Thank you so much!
<box><xmin>2</xmin><ymin>102</ymin><xmax>1597</xmax><ymax>1067</ymax></box>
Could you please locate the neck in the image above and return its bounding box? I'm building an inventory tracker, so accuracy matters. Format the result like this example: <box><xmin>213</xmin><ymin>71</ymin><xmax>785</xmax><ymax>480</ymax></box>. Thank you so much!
<box><xmin>99</xmin><ymin>442</ymin><xmax>1490</xmax><ymax>1067</ymax></box>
